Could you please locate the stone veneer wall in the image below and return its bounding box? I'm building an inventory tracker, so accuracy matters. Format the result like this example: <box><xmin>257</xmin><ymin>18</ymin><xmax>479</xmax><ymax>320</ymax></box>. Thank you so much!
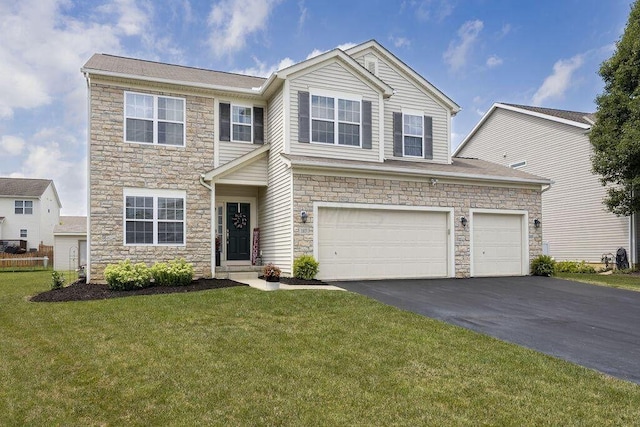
<box><xmin>292</xmin><ymin>174</ymin><xmax>542</xmax><ymax>278</ymax></box>
<box><xmin>89</xmin><ymin>82</ymin><xmax>214</xmax><ymax>281</ymax></box>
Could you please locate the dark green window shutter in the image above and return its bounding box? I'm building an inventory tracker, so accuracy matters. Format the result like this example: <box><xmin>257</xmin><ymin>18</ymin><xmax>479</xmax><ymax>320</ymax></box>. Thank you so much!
<box><xmin>362</xmin><ymin>100</ymin><xmax>372</xmax><ymax>149</ymax></box>
<box><xmin>253</xmin><ymin>107</ymin><xmax>264</xmax><ymax>144</ymax></box>
<box><xmin>298</xmin><ymin>91</ymin><xmax>310</xmax><ymax>143</ymax></box>
<box><xmin>423</xmin><ymin>116</ymin><xmax>433</xmax><ymax>159</ymax></box>
<box><xmin>393</xmin><ymin>112</ymin><xmax>403</xmax><ymax>157</ymax></box>
<box><xmin>219</xmin><ymin>103</ymin><xmax>230</xmax><ymax>142</ymax></box>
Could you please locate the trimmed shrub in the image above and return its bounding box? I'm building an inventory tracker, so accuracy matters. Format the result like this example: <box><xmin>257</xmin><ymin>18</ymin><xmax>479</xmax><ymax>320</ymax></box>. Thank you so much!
<box><xmin>151</xmin><ymin>258</ymin><xmax>194</xmax><ymax>286</ymax></box>
<box><xmin>104</xmin><ymin>260</ymin><xmax>152</xmax><ymax>290</ymax></box>
<box><xmin>51</xmin><ymin>271</ymin><xmax>65</xmax><ymax>290</ymax></box>
<box><xmin>554</xmin><ymin>260</ymin><xmax>596</xmax><ymax>274</ymax></box>
<box><xmin>293</xmin><ymin>255</ymin><xmax>319</xmax><ymax>280</ymax></box>
<box><xmin>531</xmin><ymin>255</ymin><xmax>556</xmax><ymax>276</ymax></box>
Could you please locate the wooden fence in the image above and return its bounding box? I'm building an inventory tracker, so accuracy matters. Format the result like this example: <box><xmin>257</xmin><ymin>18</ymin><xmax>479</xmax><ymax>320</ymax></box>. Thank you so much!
<box><xmin>0</xmin><ymin>244</ymin><xmax>54</xmax><ymax>269</ymax></box>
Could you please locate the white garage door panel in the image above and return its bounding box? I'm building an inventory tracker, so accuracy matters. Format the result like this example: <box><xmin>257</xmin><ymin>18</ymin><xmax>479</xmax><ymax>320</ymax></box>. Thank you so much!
<box><xmin>473</xmin><ymin>213</ymin><xmax>523</xmax><ymax>276</ymax></box>
<box><xmin>317</xmin><ymin>208</ymin><xmax>448</xmax><ymax>280</ymax></box>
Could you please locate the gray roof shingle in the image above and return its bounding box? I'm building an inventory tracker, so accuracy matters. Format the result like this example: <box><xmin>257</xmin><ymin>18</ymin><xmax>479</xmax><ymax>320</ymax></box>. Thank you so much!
<box><xmin>83</xmin><ymin>54</ymin><xmax>266</xmax><ymax>90</ymax></box>
<box><xmin>501</xmin><ymin>103</ymin><xmax>594</xmax><ymax>125</ymax></box>
<box><xmin>0</xmin><ymin>178</ymin><xmax>52</xmax><ymax>198</ymax></box>
<box><xmin>54</xmin><ymin>216</ymin><xmax>87</xmax><ymax>234</ymax></box>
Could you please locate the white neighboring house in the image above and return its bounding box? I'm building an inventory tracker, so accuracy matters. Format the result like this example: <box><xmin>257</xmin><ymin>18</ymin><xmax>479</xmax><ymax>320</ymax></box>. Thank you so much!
<box><xmin>53</xmin><ymin>216</ymin><xmax>87</xmax><ymax>271</ymax></box>
<box><xmin>454</xmin><ymin>103</ymin><xmax>634</xmax><ymax>264</ymax></box>
<box><xmin>0</xmin><ymin>178</ymin><xmax>61</xmax><ymax>251</ymax></box>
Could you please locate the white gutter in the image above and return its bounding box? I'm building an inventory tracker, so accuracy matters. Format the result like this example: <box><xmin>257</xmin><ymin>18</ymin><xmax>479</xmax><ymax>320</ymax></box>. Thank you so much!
<box><xmin>287</xmin><ymin>157</ymin><xmax>552</xmax><ymax>186</ymax></box>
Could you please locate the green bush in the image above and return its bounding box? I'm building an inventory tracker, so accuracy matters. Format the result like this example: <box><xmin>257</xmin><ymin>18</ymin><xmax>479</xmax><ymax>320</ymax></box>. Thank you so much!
<box><xmin>151</xmin><ymin>258</ymin><xmax>194</xmax><ymax>286</ymax></box>
<box><xmin>293</xmin><ymin>255</ymin><xmax>320</xmax><ymax>280</ymax></box>
<box><xmin>51</xmin><ymin>271</ymin><xmax>65</xmax><ymax>290</ymax></box>
<box><xmin>554</xmin><ymin>260</ymin><xmax>596</xmax><ymax>274</ymax></box>
<box><xmin>104</xmin><ymin>260</ymin><xmax>152</xmax><ymax>290</ymax></box>
<box><xmin>531</xmin><ymin>255</ymin><xmax>556</xmax><ymax>276</ymax></box>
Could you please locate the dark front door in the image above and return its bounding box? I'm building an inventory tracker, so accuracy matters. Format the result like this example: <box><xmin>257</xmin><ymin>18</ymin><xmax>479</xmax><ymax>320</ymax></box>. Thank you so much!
<box><xmin>226</xmin><ymin>203</ymin><xmax>251</xmax><ymax>261</ymax></box>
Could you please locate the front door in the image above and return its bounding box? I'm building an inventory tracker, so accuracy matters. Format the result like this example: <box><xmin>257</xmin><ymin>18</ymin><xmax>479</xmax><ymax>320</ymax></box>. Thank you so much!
<box><xmin>226</xmin><ymin>203</ymin><xmax>251</xmax><ymax>261</ymax></box>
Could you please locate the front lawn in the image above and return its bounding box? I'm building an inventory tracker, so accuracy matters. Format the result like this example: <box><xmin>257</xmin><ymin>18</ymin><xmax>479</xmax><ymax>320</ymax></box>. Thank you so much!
<box><xmin>556</xmin><ymin>272</ymin><xmax>640</xmax><ymax>292</ymax></box>
<box><xmin>1</xmin><ymin>271</ymin><xmax>639</xmax><ymax>425</ymax></box>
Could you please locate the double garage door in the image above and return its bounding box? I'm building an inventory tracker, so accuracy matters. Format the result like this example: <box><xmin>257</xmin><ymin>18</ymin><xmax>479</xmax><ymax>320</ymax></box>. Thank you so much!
<box><xmin>316</xmin><ymin>207</ymin><xmax>526</xmax><ymax>280</ymax></box>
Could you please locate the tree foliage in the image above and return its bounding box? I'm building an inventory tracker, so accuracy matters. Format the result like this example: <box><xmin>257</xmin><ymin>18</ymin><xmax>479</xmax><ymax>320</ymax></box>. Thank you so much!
<box><xmin>590</xmin><ymin>0</ymin><xmax>640</xmax><ymax>216</ymax></box>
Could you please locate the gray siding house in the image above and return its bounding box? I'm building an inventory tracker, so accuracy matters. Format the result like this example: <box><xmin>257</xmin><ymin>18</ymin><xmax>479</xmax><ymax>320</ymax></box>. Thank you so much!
<box><xmin>82</xmin><ymin>41</ymin><xmax>550</xmax><ymax>282</ymax></box>
<box><xmin>455</xmin><ymin>103</ymin><xmax>634</xmax><ymax>264</ymax></box>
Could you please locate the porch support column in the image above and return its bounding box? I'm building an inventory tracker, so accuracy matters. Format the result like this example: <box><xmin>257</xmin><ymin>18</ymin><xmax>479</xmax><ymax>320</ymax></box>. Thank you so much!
<box><xmin>199</xmin><ymin>175</ymin><xmax>216</xmax><ymax>277</ymax></box>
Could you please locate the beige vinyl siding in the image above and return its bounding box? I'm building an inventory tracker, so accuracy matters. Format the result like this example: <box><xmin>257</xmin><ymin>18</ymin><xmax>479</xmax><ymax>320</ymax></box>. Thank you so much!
<box><xmin>217</xmin><ymin>157</ymin><xmax>268</xmax><ymax>185</ymax></box>
<box><xmin>289</xmin><ymin>61</ymin><xmax>380</xmax><ymax>162</ymax></box>
<box><xmin>457</xmin><ymin>108</ymin><xmax>629</xmax><ymax>262</ymax></box>
<box><xmin>353</xmin><ymin>50</ymin><xmax>450</xmax><ymax>164</ymax></box>
<box><xmin>216</xmin><ymin>184</ymin><xmax>259</xmax><ymax>198</ymax></box>
<box><xmin>219</xmin><ymin>141</ymin><xmax>259</xmax><ymax>166</ymax></box>
<box><xmin>259</xmin><ymin>87</ymin><xmax>293</xmax><ymax>273</ymax></box>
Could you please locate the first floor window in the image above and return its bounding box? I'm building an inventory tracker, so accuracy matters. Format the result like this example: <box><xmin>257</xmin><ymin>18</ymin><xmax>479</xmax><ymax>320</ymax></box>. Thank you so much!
<box><xmin>20</xmin><ymin>229</ymin><xmax>27</xmax><ymax>238</ymax></box>
<box><xmin>124</xmin><ymin>190</ymin><xmax>185</xmax><ymax>245</ymax></box>
<box><xmin>15</xmin><ymin>200</ymin><xmax>33</xmax><ymax>215</ymax></box>
<box><xmin>403</xmin><ymin>114</ymin><xmax>423</xmax><ymax>157</ymax></box>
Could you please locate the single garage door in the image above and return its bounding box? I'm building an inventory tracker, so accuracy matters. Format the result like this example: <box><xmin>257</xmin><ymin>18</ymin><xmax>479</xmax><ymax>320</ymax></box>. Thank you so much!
<box><xmin>472</xmin><ymin>213</ymin><xmax>525</xmax><ymax>276</ymax></box>
<box><xmin>317</xmin><ymin>207</ymin><xmax>449</xmax><ymax>280</ymax></box>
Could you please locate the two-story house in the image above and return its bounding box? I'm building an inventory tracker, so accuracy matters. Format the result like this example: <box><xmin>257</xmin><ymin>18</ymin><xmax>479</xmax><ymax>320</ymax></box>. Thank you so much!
<box><xmin>82</xmin><ymin>40</ymin><xmax>550</xmax><ymax>282</ymax></box>
<box><xmin>0</xmin><ymin>178</ymin><xmax>61</xmax><ymax>252</ymax></box>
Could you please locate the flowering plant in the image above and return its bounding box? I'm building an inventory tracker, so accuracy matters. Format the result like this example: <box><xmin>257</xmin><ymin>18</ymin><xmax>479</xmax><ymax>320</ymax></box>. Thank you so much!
<box><xmin>262</xmin><ymin>263</ymin><xmax>281</xmax><ymax>280</ymax></box>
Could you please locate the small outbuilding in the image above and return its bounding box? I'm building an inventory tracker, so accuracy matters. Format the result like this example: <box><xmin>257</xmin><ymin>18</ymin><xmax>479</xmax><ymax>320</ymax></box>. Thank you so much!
<box><xmin>53</xmin><ymin>216</ymin><xmax>87</xmax><ymax>271</ymax></box>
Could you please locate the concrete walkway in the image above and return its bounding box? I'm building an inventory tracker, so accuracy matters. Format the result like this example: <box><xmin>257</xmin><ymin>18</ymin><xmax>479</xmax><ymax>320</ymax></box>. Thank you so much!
<box><xmin>235</xmin><ymin>278</ymin><xmax>345</xmax><ymax>291</ymax></box>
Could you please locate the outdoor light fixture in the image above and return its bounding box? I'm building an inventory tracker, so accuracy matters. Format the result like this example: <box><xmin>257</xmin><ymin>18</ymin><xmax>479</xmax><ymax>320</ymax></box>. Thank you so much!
<box><xmin>460</xmin><ymin>216</ymin><xmax>468</xmax><ymax>227</ymax></box>
<box><xmin>534</xmin><ymin>218</ymin><xmax>541</xmax><ymax>228</ymax></box>
<box><xmin>430</xmin><ymin>178</ymin><xmax>438</xmax><ymax>186</ymax></box>
<box><xmin>301</xmin><ymin>210</ymin><xmax>308</xmax><ymax>223</ymax></box>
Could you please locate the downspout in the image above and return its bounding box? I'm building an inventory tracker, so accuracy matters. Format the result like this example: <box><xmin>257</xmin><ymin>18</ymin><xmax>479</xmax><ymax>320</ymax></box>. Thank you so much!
<box><xmin>84</xmin><ymin>72</ymin><xmax>92</xmax><ymax>283</ymax></box>
<box><xmin>199</xmin><ymin>174</ymin><xmax>216</xmax><ymax>276</ymax></box>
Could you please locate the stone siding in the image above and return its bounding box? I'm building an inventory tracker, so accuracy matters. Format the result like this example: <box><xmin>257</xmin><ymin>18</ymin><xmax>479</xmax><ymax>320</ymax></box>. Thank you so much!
<box><xmin>89</xmin><ymin>82</ymin><xmax>214</xmax><ymax>281</ymax></box>
<box><xmin>292</xmin><ymin>174</ymin><xmax>542</xmax><ymax>278</ymax></box>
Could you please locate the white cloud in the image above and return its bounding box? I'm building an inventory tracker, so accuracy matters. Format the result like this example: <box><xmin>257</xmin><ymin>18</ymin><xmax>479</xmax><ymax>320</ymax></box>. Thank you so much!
<box><xmin>443</xmin><ymin>20</ymin><xmax>483</xmax><ymax>71</ymax></box>
<box><xmin>532</xmin><ymin>54</ymin><xmax>584</xmax><ymax>106</ymax></box>
<box><xmin>498</xmin><ymin>23</ymin><xmax>512</xmax><ymax>39</ymax></box>
<box><xmin>207</xmin><ymin>0</ymin><xmax>281</xmax><ymax>57</ymax></box>
<box><xmin>486</xmin><ymin>55</ymin><xmax>503</xmax><ymax>68</ymax></box>
<box><xmin>298</xmin><ymin>0</ymin><xmax>308</xmax><ymax>30</ymax></box>
<box><xmin>233</xmin><ymin>56</ymin><xmax>295</xmax><ymax>77</ymax></box>
<box><xmin>413</xmin><ymin>0</ymin><xmax>454</xmax><ymax>22</ymax></box>
<box><xmin>390</xmin><ymin>36</ymin><xmax>411</xmax><ymax>48</ymax></box>
<box><xmin>306</xmin><ymin>42</ymin><xmax>356</xmax><ymax>60</ymax></box>
<box><xmin>98</xmin><ymin>0</ymin><xmax>151</xmax><ymax>36</ymax></box>
<box><xmin>0</xmin><ymin>136</ymin><xmax>26</xmax><ymax>155</ymax></box>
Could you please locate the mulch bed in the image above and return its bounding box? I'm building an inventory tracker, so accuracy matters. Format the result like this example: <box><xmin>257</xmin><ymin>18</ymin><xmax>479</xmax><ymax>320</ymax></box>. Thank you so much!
<box><xmin>259</xmin><ymin>276</ymin><xmax>331</xmax><ymax>286</ymax></box>
<box><xmin>30</xmin><ymin>278</ymin><xmax>246</xmax><ymax>303</ymax></box>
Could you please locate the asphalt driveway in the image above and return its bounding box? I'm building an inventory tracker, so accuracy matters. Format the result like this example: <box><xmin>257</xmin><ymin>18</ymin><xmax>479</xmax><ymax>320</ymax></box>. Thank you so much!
<box><xmin>335</xmin><ymin>276</ymin><xmax>640</xmax><ymax>384</ymax></box>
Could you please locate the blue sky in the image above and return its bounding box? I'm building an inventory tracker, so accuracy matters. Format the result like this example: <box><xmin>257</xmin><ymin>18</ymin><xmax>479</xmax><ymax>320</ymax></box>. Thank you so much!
<box><xmin>0</xmin><ymin>0</ymin><xmax>633</xmax><ymax>215</ymax></box>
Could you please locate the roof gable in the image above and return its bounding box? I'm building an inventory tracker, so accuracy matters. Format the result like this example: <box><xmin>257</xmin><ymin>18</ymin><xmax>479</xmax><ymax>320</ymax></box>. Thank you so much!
<box><xmin>346</xmin><ymin>40</ymin><xmax>461</xmax><ymax>114</ymax></box>
<box><xmin>454</xmin><ymin>102</ymin><xmax>593</xmax><ymax>156</ymax></box>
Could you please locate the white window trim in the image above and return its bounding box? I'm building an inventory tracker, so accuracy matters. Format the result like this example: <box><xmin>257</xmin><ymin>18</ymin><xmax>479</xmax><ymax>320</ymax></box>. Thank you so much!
<box><xmin>14</xmin><ymin>200</ymin><xmax>33</xmax><ymax>215</ymax></box>
<box><xmin>123</xmin><ymin>188</ymin><xmax>187</xmax><ymax>246</ymax></box>
<box><xmin>401</xmin><ymin>109</ymin><xmax>424</xmax><ymax>159</ymax></box>
<box><xmin>309</xmin><ymin>89</ymin><xmax>363</xmax><ymax>147</ymax></box>
<box><xmin>230</xmin><ymin>103</ymin><xmax>253</xmax><ymax>144</ymax></box>
<box><xmin>509</xmin><ymin>160</ymin><xmax>527</xmax><ymax>169</ymax></box>
<box><xmin>124</xmin><ymin>91</ymin><xmax>186</xmax><ymax>147</ymax></box>
<box><xmin>20</xmin><ymin>229</ymin><xmax>27</xmax><ymax>238</ymax></box>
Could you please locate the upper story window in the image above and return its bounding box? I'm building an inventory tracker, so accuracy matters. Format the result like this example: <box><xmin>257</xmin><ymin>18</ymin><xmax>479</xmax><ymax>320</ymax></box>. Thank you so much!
<box><xmin>393</xmin><ymin>112</ymin><xmax>433</xmax><ymax>160</ymax></box>
<box><xmin>219</xmin><ymin>103</ymin><xmax>264</xmax><ymax>144</ymax></box>
<box><xmin>311</xmin><ymin>94</ymin><xmax>361</xmax><ymax>147</ymax></box>
<box><xmin>124</xmin><ymin>92</ymin><xmax>185</xmax><ymax>146</ymax></box>
<box><xmin>15</xmin><ymin>200</ymin><xmax>33</xmax><ymax>215</ymax></box>
<box><xmin>124</xmin><ymin>189</ymin><xmax>186</xmax><ymax>246</ymax></box>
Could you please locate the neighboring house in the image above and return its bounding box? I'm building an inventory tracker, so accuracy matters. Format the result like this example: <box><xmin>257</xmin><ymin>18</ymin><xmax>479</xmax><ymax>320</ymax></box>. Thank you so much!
<box><xmin>53</xmin><ymin>216</ymin><xmax>87</xmax><ymax>271</ymax></box>
<box><xmin>454</xmin><ymin>102</ymin><xmax>633</xmax><ymax>264</ymax></box>
<box><xmin>0</xmin><ymin>178</ymin><xmax>61</xmax><ymax>251</ymax></box>
<box><xmin>81</xmin><ymin>40</ymin><xmax>550</xmax><ymax>282</ymax></box>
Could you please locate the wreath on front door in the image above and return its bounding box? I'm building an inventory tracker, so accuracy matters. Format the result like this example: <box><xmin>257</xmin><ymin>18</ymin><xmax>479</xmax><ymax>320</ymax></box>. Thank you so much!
<box><xmin>232</xmin><ymin>212</ymin><xmax>248</xmax><ymax>229</ymax></box>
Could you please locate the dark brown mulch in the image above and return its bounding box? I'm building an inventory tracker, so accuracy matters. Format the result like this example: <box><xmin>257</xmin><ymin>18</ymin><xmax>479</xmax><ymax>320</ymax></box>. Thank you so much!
<box><xmin>30</xmin><ymin>278</ymin><xmax>247</xmax><ymax>303</ymax></box>
<box><xmin>258</xmin><ymin>276</ymin><xmax>330</xmax><ymax>286</ymax></box>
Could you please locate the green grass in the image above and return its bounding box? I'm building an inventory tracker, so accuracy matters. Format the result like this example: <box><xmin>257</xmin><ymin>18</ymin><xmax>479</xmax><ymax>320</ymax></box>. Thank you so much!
<box><xmin>1</xmin><ymin>271</ymin><xmax>639</xmax><ymax>425</ymax></box>
<box><xmin>556</xmin><ymin>272</ymin><xmax>640</xmax><ymax>291</ymax></box>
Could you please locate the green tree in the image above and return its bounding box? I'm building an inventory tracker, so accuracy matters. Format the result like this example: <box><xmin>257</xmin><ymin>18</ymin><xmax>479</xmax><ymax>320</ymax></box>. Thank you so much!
<box><xmin>590</xmin><ymin>0</ymin><xmax>640</xmax><ymax>216</ymax></box>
